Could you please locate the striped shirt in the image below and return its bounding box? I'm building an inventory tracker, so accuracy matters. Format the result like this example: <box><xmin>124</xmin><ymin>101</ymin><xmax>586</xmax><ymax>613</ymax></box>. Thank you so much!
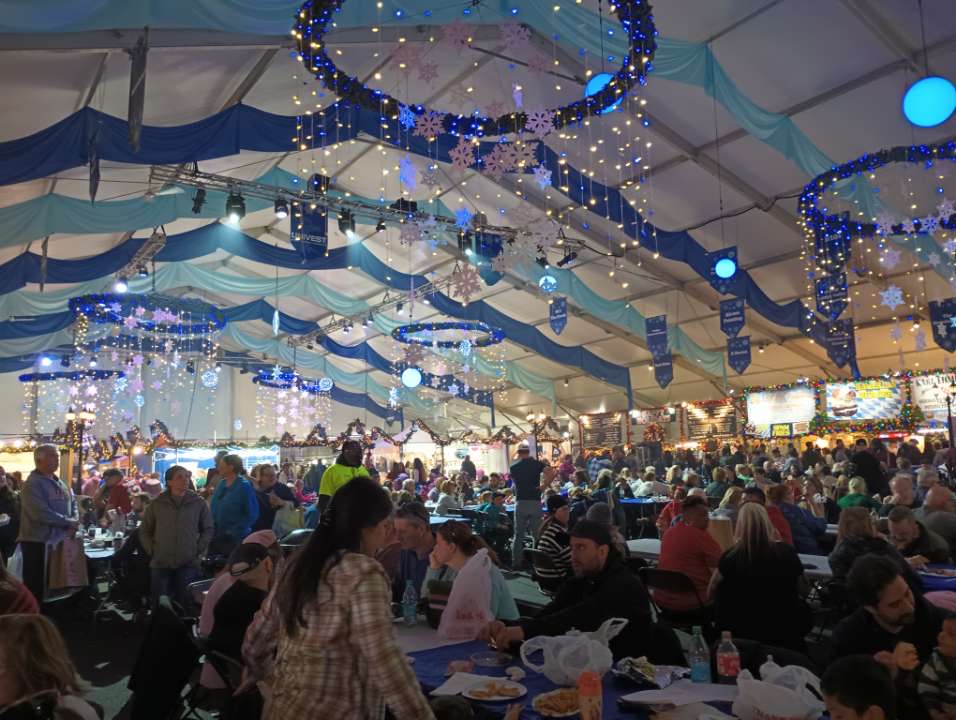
<box><xmin>243</xmin><ymin>552</ymin><xmax>435</xmax><ymax>720</ymax></box>
<box><xmin>534</xmin><ymin>520</ymin><xmax>572</xmax><ymax>580</ymax></box>
<box><xmin>919</xmin><ymin>649</ymin><xmax>956</xmax><ymax>718</ymax></box>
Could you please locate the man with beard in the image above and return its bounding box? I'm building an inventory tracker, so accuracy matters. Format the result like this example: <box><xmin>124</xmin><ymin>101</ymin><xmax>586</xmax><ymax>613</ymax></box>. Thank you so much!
<box><xmin>317</xmin><ymin>440</ymin><xmax>369</xmax><ymax>512</ymax></box>
<box><xmin>831</xmin><ymin>554</ymin><xmax>947</xmax><ymax>720</ymax></box>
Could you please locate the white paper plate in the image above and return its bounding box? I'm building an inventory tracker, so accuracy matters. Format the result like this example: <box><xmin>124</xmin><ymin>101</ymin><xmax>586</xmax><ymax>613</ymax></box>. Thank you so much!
<box><xmin>462</xmin><ymin>679</ymin><xmax>527</xmax><ymax>702</ymax></box>
<box><xmin>532</xmin><ymin>689</ymin><xmax>580</xmax><ymax>717</ymax></box>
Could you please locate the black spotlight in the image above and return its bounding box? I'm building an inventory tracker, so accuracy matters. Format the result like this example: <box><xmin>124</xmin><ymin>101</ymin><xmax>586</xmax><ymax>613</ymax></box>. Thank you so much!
<box><xmin>556</xmin><ymin>250</ymin><xmax>578</xmax><ymax>267</ymax></box>
<box><xmin>390</xmin><ymin>198</ymin><xmax>418</xmax><ymax>216</ymax></box>
<box><xmin>191</xmin><ymin>188</ymin><xmax>206</xmax><ymax>214</ymax></box>
<box><xmin>225</xmin><ymin>192</ymin><xmax>246</xmax><ymax>223</ymax></box>
<box><xmin>376</xmin><ymin>218</ymin><xmax>387</xmax><ymax>233</ymax></box>
<box><xmin>337</xmin><ymin>210</ymin><xmax>355</xmax><ymax>235</ymax></box>
<box><xmin>274</xmin><ymin>197</ymin><xmax>289</xmax><ymax>219</ymax></box>
<box><xmin>136</xmin><ymin>264</ymin><xmax>149</xmax><ymax>278</ymax></box>
<box><xmin>60</xmin><ymin>354</ymin><xmax>71</xmax><ymax>368</ymax></box>
<box><xmin>186</xmin><ymin>360</ymin><xmax>195</xmax><ymax>374</ymax></box>
<box><xmin>239</xmin><ymin>364</ymin><xmax>249</xmax><ymax>374</ymax></box>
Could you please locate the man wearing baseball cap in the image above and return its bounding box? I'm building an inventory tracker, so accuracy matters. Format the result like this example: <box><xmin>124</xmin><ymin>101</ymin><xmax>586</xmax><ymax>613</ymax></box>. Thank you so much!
<box><xmin>485</xmin><ymin>519</ymin><xmax>681</xmax><ymax>662</ymax></box>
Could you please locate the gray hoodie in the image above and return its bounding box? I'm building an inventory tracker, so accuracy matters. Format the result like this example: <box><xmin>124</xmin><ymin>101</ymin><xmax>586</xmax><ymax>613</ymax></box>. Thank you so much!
<box><xmin>140</xmin><ymin>489</ymin><xmax>214</xmax><ymax>569</ymax></box>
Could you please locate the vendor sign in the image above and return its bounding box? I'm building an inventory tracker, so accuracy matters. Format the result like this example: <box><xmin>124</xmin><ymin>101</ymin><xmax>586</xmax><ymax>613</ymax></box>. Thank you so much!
<box><xmin>825</xmin><ymin>378</ymin><xmax>901</xmax><ymax>421</ymax></box>
<box><xmin>746</xmin><ymin>386</ymin><xmax>817</xmax><ymax>438</ymax></box>
<box><xmin>911</xmin><ymin>372</ymin><xmax>956</xmax><ymax>426</ymax></box>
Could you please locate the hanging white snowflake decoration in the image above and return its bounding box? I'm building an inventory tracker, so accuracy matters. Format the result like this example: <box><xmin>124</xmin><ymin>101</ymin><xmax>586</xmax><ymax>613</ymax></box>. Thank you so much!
<box><xmin>399</xmin><ymin>222</ymin><xmax>422</xmax><ymax>246</ymax></box>
<box><xmin>450</xmin><ymin>263</ymin><xmax>483</xmax><ymax>303</ymax></box>
<box><xmin>421</xmin><ymin>165</ymin><xmax>441</xmax><ymax>188</ymax></box>
<box><xmin>413</xmin><ymin>111</ymin><xmax>444</xmax><ymax>139</ymax></box>
<box><xmin>524</xmin><ymin>110</ymin><xmax>555</xmax><ymax>138</ymax></box>
<box><xmin>448</xmin><ymin>137</ymin><xmax>476</xmax><ymax>172</ymax></box>
<box><xmin>889</xmin><ymin>323</ymin><xmax>903</xmax><ymax>341</ymax></box>
<box><xmin>874</xmin><ymin>211</ymin><xmax>895</xmax><ymax>236</ymax></box>
<box><xmin>398</xmin><ymin>104</ymin><xmax>416</xmax><ymax>130</ymax></box>
<box><xmin>533</xmin><ymin>164</ymin><xmax>552</xmax><ymax>189</ymax></box>
<box><xmin>442</xmin><ymin>19</ymin><xmax>472</xmax><ymax>50</ymax></box>
<box><xmin>920</xmin><ymin>215</ymin><xmax>940</xmax><ymax>235</ymax></box>
<box><xmin>417</xmin><ymin>62</ymin><xmax>438</xmax><ymax>84</ymax></box>
<box><xmin>500</xmin><ymin>22</ymin><xmax>531</xmax><ymax>51</ymax></box>
<box><xmin>881</xmin><ymin>248</ymin><xmax>901</xmax><ymax>269</ymax></box>
<box><xmin>938</xmin><ymin>198</ymin><xmax>955</xmax><ymax>219</ymax></box>
<box><xmin>915</xmin><ymin>328</ymin><xmax>927</xmax><ymax>351</ymax></box>
<box><xmin>944</xmin><ymin>239</ymin><xmax>956</xmax><ymax>254</ymax></box>
<box><xmin>929</xmin><ymin>252</ymin><xmax>942</xmax><ymax>266</ymax></box>
<box><xmin>491</xmin><ymin>251</ymin><xmax>513</xmax><ymax>273</ymax></box>
<box><xmin>402</xmin><ymin>343</ymin><xmax>425</xmax><ymax>366</ymax></box>
<box><xmin>880</xmin><ymin>285</ymin><xmax>904</xmax><ymax>310</ymax></box>
<box><xmin>454</xmin><ymin>207</ymin><xmax>474</xmax><ymax>229</ymax></box>
<box><xmin>399</xmin><ymin>156</ymin><xmax>417</xmax><ymax>190</ymax></box>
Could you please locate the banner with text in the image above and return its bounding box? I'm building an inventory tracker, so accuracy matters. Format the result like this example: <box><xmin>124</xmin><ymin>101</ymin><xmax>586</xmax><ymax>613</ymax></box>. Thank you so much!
<box><xmin>720</xmin><ymin>298</ymin><xmax>745</xmax><ymax>338</ymax></box>
<box><xmin>728</xmin><ymin>336</ymin><xmax>751</xmax><ymax>374</ymax></box>
<box><xmin>646</xmin><ymin>315</ymin><xmax>668</xmax><ymax>358</ymax></box>
<box><xmin>930</xmin><ymin>298</ymin><xmax>956</xmax><ymax>353</ymax></box>
<box><xmin>815</xmin><ymin>273</ymin><xmax>848</xmax><ymax>319</ymax></box>
<box><xmin>826</xmin><ymin>317</ymin><xmax>855</xmax><ymax>368</ymax></box>
<box><xmin>745</xmin><ymin>385</ymin><xmax>817</xmax><ymax>438</ymax></box>
<box><xmin>549</xmin><ymin>296</ymin><xmax>568</xmax><ymax>335</ymax></box>
<box><xmin>825</xmin><ymin>378</ymin><xmax>902</xmax><ymax>421</ymax></box>
<box><xmin>911</xmin><ymin>372</ymin><xmax>956</xmax><ymax>427</ymax></box>
<box><xmin>654</xmin><ymin>353</ymin><xmax>673</xmax><ymax>389</ymax></box>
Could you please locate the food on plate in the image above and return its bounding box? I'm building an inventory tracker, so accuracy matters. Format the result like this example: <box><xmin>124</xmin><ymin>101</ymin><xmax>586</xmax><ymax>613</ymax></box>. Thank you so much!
<box><xmin>467</xmin><ymin>681</ymin><xmax>523</xmax><ymax>700</ymax></box>
<box><xmin>533</xmin><ymin>688</ymin><xmax>580</xmax><ymax>716</ymax></box>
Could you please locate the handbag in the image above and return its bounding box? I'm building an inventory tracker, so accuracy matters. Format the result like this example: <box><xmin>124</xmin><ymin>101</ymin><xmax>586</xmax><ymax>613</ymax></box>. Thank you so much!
<box><xmin>47</xmin><ymin>537</ymin><xmax>89</xmax><ymax>592</ymax></box>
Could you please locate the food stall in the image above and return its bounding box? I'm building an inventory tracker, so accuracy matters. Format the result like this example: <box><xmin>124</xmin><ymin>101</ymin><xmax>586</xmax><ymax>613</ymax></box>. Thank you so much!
<box><xmin>743</xmin><ymin>381</ymin><xmax>819</xmax><ymax>440</ymax></box>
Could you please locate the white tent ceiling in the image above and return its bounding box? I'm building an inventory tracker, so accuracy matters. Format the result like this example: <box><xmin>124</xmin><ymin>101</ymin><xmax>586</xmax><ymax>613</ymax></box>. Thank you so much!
<box><xmin>0</xmin><ymin>0</ymin><xmax>954</xmax><ymax>424</ymax></box>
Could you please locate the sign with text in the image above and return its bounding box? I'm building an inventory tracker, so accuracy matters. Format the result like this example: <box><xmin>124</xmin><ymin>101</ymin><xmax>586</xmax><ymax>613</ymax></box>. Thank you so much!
<box><xmin>815</xmin><ymin>273</ymin><xmax>848</xmax><ymax>319</ymax></box>
<box><xmin>720</xmin><ymin>298</ymin><xmax>745</xmax><ymax>338</ymax></box>
<box><xmin>631</xmin><ymin>408</ymin><xmax>673</xmax><ymax>424</ymax></box>
<box><xmin>930</xmin><ymin>298</ymin><xmax>956</xmax><ymax>353</ymax></box>
<box><xmin>911</xmin><ymin>372</ymin><xmax>956</xmax><ymax>427</ymax></box>
<box><xmin>746</xmin><ymin>386</ymin><xmax>817</xmax><ymax>438</ymax></box>
<box><xmin>646</xmin><ymin>315</ymin><xmax>668</xmax><ymax>358</ymax></box>
<box><xmin>727</xmin><ymin>336</ymin><xmax>751</xmax><ymax>374</ymax></box>
<box><xmin>826</xmin><ymin>317</ymin><xmax>855</xmax><ymax>368</ymax></box>
<box><xmin>549</xmin><ymin>296</ymin><xmax>568</xmax><ymax>335</ymax></box>
<box><xmin>654</xmin><ymin>353</ymin><xmax>673</xmax><ymax>389</ymax></box>
<box><xmin>825</xmin><ymin>378</ymin><xmax>902</xmax><ymax>421</ymax></box>
<box><xmin>685</xmin><ymin>401</ymin><xmax>737</xmax><ymax>441</ymax></box>
<box><xmin>580</xmin><ymin>412</ymin><xmax>625</xmax><ymax>449</ymax></box>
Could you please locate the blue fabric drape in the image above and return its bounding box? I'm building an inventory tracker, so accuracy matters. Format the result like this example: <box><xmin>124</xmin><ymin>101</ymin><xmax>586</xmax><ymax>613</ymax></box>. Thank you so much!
<box><xmin>0</xmin><ymin>222</ymin><xmax>631</xmax><ymax>401</ymax></box>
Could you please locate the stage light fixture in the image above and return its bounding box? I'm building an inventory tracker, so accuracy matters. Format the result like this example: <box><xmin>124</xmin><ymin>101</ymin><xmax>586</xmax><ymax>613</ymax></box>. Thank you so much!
<box><xmin>556</xmin><ymin>250</ymin><xmax>578</xmax><ymax>267</ymax></box>
<box><xmin>274</xmin><ymin>197</ymin><xmax>289</xmax><ymax>219</ymax></box>
<box><xmin>136</xmin><ymin>264</ymin><xmax>149</xmax><ymax>278</ymax></box>
<box><xmin>376</xmin><ymin>218</ymin><xmax>387</xmax><ymax>233</ymax></box>
<box><xmin>191</xmin><ymin>188</ymin><xmax>206</xmax><ymax>214</ymax></box>
<box><xmin>113</xmin><ymin>276</ymin><xmax>129</xmax><ymax>293</ymax></box>
<box><xmin>337</xmin><ymin>210</ymin><xmax>355</xmax><ymax>235</ymax></box>
<box><xmin>225</xmin><ymin>192</ymin><xmax>246</xmax><ymax>223</ymax></box>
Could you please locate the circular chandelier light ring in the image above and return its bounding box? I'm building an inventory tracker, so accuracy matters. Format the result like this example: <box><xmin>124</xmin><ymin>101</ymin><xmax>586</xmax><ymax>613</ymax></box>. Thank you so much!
<box><xmin>292</xmin><ymin>0</ymin><xmax>657</xmax><ymax>134</ymax></box>
<box><xmin>391</xmin><ymin>321</ymin><xmax>506</xmax><ymax>349</ymax></box>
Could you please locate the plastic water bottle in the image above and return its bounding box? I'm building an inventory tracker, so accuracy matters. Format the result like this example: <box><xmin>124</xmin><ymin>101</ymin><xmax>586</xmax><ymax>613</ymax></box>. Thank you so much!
<box><xmin>402</xmin><ymin>580</ymin><xmax>418</xmax><ymax>626</ymax></box>
<box><xmin>688</xmin><ymin>626</ymin><xmax>711</xmax><ymax>683</ymax></box>
<box><xmin>716</xmin><ymin>631</ymin><xmax>740</xmax><ymax>684</ymax></box>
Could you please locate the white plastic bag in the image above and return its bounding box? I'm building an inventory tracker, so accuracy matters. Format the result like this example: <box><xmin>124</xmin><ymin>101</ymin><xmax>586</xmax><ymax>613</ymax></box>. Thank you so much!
<box><xmin>6</xmin><ymin>545</ymin><xmax>22</xmax><ymax>580</ymax></box>
<box><xmin>437</xmin><ymin>548</ymin><xmax>493</xmax><ymax>640</ymax></box>
<box><xmin>732</xmin><ymin>666</ymin><xmax>824</xmax><ymax>720</ymax></box>
<box><xmin>520</xmin><ymin>617</ymin><xmax>628</xmax><ymax>685</ymax></box>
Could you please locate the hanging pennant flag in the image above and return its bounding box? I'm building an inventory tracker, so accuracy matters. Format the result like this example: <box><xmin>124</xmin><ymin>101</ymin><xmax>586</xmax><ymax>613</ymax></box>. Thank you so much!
<box><xmin>719</xmin><ymin>298</ymin><xmax>745</xmax><ymax>338</ymax></box>
<box><xmin>727</xmin><ymin>336</ymin><xmax>751</xmax><ymax>374</ymax></box>
<box><xmin>654</xmin><ymin>352</ymin><xmax>673</xmax><ymax>388</ymax></box>
<box><xmin>930</xmin><ymin>298</ymin><xmax>956</xmax><ymax>352</ymax></box>
<box><xmin>291</xmin><ymin>207</ymin><xmax>328</xmax><ymax>258</ymax></box>
<box><xmin>826</xmin><ymin>317</ymin><xmax>855</xmax><ymax>368</ymax></box>
<box><xmin>707</xmin><ymin>246</ymin><xmax>738</xmax><ymax>295</ymax></box>
<box><xmin>549</xmin><ymin>296</ymin><xmax>568</xmax><ymax>335</ymax></box>
<box><xmin>88</xmin><ymin>128</ymin><xmax>100</xmax><ymax>204</ymax></box>
<box><xmin>646</xmin><ymin>315</ymin><xmax>668</xmax><ymax>358</ymax></box>
<box><xmin>815</xmin><ymin>273</ymin><xmax>848</xmax><ymax>319</ymax></box>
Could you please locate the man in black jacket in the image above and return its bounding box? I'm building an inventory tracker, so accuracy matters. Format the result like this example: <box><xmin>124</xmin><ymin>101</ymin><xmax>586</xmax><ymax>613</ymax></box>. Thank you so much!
<box><xmin>485</xmin><ymin>520</ymin><xmax>681</xmax><ymax>663</ymax></box>
<box><xmin>851</xmin><ymin>438</ymin><xmax>890</xmax><ymax>497</ymax></box>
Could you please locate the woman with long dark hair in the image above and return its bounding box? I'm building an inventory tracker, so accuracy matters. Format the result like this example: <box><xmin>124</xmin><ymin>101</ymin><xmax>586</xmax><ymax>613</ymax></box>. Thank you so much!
<box><xmin>242</xmin><ymin>477</ymin><xmax>434</xmax><ymax>719</ymax></box>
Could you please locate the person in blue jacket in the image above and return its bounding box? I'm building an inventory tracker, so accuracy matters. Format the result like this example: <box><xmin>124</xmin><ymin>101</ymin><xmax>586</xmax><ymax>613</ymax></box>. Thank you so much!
<box><xmin>768</xmin><ymin>483</ymin><xmax>825</xmax><ymax>555</ymax></box>
<box><xmin>210</xmin><ymin>454</ymin><xmax>259</xmax><ymax>556</ymax></box>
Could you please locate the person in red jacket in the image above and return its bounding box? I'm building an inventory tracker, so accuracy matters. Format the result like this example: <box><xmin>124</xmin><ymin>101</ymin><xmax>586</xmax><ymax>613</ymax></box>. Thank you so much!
<box><xmin>742</xmin><ymin>486</ymin><xmax>793</xmax><ymax>545</ymax></box>
<box><xmin>94</xmin><ymin>468</ymin><xmax>132</xmax><ymax>516</ymax></box>
<box><xmin>0</xmin><ymin>562</ymin><xmax>38</xmax><ymax>615</ymax></box>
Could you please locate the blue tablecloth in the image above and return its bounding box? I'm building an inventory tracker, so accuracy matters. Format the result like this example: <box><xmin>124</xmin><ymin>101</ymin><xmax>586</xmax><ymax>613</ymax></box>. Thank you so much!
<box><xmin>921</xmin><ymin>565</ymin><xmax>956</xmax><ymax>593</ymax></box>
<box><xmin>620</xmin><ymin>497</ymin><xmax>668</xmax><ymax>506</ymax></box>
<box><xmin>408</xmin><ymin>639</ymin><xmax>650</xmax><ymax>719</ymax></box>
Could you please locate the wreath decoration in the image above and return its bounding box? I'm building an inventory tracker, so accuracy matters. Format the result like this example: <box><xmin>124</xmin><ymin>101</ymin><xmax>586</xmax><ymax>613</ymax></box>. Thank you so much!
<box><xmin>291</xmin><ymin>0</ymin><xmax>657</xmax><ymax>135</ymax></box>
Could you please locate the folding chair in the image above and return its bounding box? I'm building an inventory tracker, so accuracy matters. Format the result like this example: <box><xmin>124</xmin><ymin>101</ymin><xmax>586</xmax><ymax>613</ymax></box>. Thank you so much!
<box><xmin>187</xmin><ymin>578</ymin><xmax>215</xmax><ymax>612</ymax></box>
<box><xmin>638</xmin><ymin>567</ymin><xmax>714</xmax><ymax>636</ymax></box>
<box><xmin>523</xmin><ymin>548</ymin><xmax>564</xmax><ymax>596</ymax></box>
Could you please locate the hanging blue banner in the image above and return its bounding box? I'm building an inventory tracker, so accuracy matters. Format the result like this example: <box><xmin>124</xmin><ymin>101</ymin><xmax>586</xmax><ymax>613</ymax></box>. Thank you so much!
<box><xmin>291</xmin><ymin>207</ymin><xmax>328</xmax><ymax>257</ymax></box>
<box><xmin>654</xmin><ymin>352</ymin><xmax>673</xmax><ymax>388</ymax></box>
<box><xmin>930</xmin><ymin>298</ymin><xmax>956</xmax><ymax>353</ymax></box>
<box><xmin>549</xmin><ymin>296</ymin><xmax>568</xmax><ymax>335</ymax></box>
<box><xmin>707</xmin><ymin>246</ymin><xmax>738</xmax><ymax>295</ymax></box>
<box><xmin>720</xmin><ymin>298</ymin><xmax>745</xmax><ymax>338</ymax></box>
<box><xmin>646</xmin><ymin>315</ymin><xmax>668</xmax><ymax>358</ymax></box>
<box><xmin>727</xmin><ymin>336</ymin><xmax>751</xmax><ymax>374</ymax></box>
<box><xmin>815</xmin><ymin>273</ymin><xmax>848</xmax><ymax>319</ymax></box>
<box><xmin>826</xmin><ymin>317</ymin><xmax>855</xmax><ymax>368</ymax></box>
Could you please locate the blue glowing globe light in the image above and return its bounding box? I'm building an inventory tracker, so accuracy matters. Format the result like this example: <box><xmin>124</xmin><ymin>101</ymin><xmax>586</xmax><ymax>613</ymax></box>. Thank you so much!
<box><xmin>714</xmin><ymin>257</ymin><xmax>738</xmax><ymax>280</ymax></box>
<box><xmin>538</xmin><ymin>274</ymin><xmax>559</xmax><ymax>293</ymax></box>
<box><xmin>401</xmin><ymin>367</ymin><xmax>422</xmax><ymax>388</ymax></box>
<box><xmin>584</xmin><ymin>73</ymin><xmax>623</xmax><ymax>115</ymax></box>
<box><xmin>902</xmin><ymin>76</ymin><xmax>956</xmax><ymax>128</ymax></box>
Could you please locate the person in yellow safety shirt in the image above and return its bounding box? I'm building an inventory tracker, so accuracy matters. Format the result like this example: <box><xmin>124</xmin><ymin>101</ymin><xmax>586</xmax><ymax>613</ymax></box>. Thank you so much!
<box><xmin>317</xmin><ymin>440</ymin><xmax>369</xmax><ymax>512</ymax></box>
